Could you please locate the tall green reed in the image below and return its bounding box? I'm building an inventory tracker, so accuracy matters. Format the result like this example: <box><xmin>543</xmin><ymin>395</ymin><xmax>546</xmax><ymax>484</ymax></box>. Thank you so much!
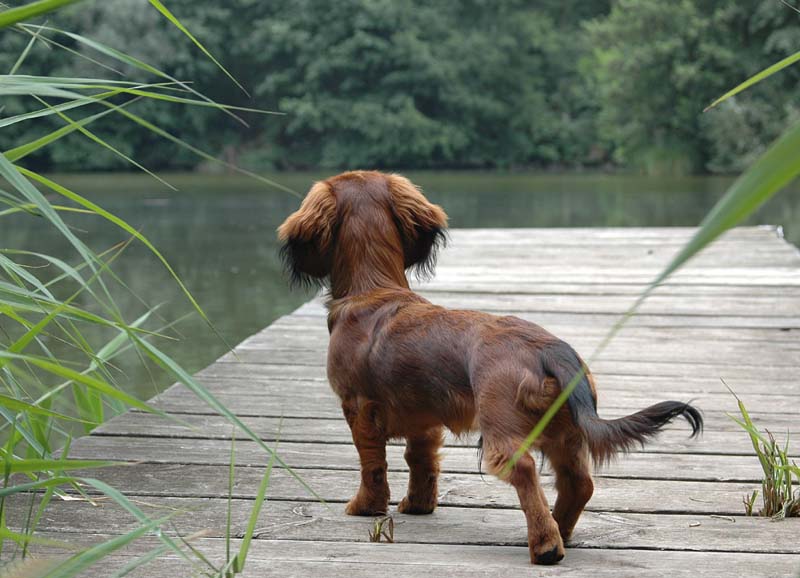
<box><xmin>1</xmin><ymin>1</ymin><xmax>308</xmax><ymax>575</ymax></box>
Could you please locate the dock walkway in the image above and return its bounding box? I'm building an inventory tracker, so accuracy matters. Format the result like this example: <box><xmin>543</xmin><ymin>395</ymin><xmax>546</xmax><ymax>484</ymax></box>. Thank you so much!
<box><xmin>24</xmin><ymin>227</ymin><xmax>800</xmax><ymax>576</ymax></box>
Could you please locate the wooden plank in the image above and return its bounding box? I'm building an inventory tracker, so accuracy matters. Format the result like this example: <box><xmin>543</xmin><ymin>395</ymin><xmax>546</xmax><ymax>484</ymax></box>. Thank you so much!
<box><xmin>250</xmin><ymin>321</ymin><xmax>800</xmax><ymax>346</ymax></box>
<box><xmin>433</xmin><ymin>231</ymin><xmax>800</xmax><ymax>262</ymax></box>
<box><xmin>444</xmin><ymin>225</ymin><xmax>782</xmax><ymax>241</ymax></box>
<box><xmin>67</xmin><ymin>436</ymin><xmax>789</xmax><ymax>481</ymax></box>
<box><xmin>149</xmin><ymin>373</ymin><xmax>798</xmax><ymax>418</ymax></box>
<box><xmin>426</xmin><ymin>265</ymin><xmax>800</xmax><ymax>285</ymax></box>
<box><xmin>439</xmin><ymin>236</ymin><xmax>796</xmax><ymax>252</ymax></box>
<box><xmin>220</xmin><ymin>350</ymin><xmax>800</xmax><ymax>384</ymax></box>
<box><xmin>446</xmin><ymin>225</ymin><xmax>781</xmax><ymax>237</ymax></box>
<box><xmin>53</xmin><ymin>463</ymin><xmax>769</xmax><ymax>514</ymax></box>
<box><xmin>435</xmin><ymin>245</ymin><xmax>800</xmax><ymax>265</ymax></box>
<box><xmin>194</xmin><ymin>358</ymin><xmax>800</xmax><ymax>385</ymax></box>
<box><xmin>181</xmin><ymin>366</ymin><xmax>800</xmax><ymax>398</ymax></box>
<box><xmin>259</xmin><ymin>319</ymin><xmax>800</xmax><ymax>344</ymax></box>
<box><xmin>444</xmin><ymin>226</ymin><xmax>785</xmax><ymax>242</ymax></box>
<box><xmin>231</xmin><ymin>326</ymin><xmax>800</xmax><ymax>374</ymax></box>
<box><xmin>290</xmin><ymin>305</ymin><xmax>800</xmax><ymax>329</ymax></box>
<box><xmin>96</xmin><ymin>412</ymin><xmax>800</xmax><ymax>443</ymax></box>
<box><xmin>9</xmin><ymin>497</ymin><xmax>799</xmax><ymax>554</ymax></box>
<box><xmin>419</xmin><ymin>281</ymin><xmax>800</xmax><ymax>296</ymax></box>
<box><xmin>232</xmin><ymin>324</ymin><xmax>800</xmax><ymax>352</ymax></box>
<box><xmin>25</xmin><ymin>536</ymin><xmax>800</xmax><ymax>578</ymax></box>
<box><xmin>217</xmin><ymin>340</ymin><xmax>800</xmax><ymax>367</ymax></box>
<box><xmin>145</xmin><ymin>378</ymin><xmax>797</xmax><ymax>416</ymax></box>
<box><xmin>433</xmin><ymin>252</ymin><xmax>800</xmax><ymax>269</ymax></box>
<box><xmin>293</xmin><ymin>292</ymin><xmax>800</xmax><ymax>318</ymax></box>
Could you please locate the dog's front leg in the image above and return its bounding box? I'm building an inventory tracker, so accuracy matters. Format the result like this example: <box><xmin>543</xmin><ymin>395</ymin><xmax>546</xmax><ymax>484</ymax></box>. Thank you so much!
<box><xmin>397</xmin><ymin>427</ymin><xmax>443</xmax><ymax>515</ymax></box>
<box><xmin>341</xmin><ymin>398</ymin><xmax>390</xmax><ymax>516</ymax></box>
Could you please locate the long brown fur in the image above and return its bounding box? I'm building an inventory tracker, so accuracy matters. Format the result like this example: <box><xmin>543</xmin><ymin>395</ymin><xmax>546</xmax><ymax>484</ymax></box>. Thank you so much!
<box><xmin>278</xmin><ymin>171</ymin><xmax>703</xmax><ymax>565</ymax></box>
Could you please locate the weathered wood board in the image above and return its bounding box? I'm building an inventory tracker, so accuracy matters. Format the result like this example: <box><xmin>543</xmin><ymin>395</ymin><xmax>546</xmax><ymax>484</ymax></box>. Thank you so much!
<box><xmin>8</xmin><ymin>226</ymin><xmax>800</xmax><ymax>577</ymax></box>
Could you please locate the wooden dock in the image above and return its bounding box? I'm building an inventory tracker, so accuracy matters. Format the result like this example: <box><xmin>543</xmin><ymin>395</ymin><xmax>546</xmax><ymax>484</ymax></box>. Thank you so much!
<box><xmin>18</xmin><ymin>227</ymin><xmax>800</xmax><ymax>576</ymax></box>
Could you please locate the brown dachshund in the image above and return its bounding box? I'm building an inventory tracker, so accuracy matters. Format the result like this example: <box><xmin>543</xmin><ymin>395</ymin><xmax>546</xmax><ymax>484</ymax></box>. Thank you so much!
<box><xmin>278</xmin><ymin>171</ymin><xmax>702</xmax><ymax>565</ymax></box>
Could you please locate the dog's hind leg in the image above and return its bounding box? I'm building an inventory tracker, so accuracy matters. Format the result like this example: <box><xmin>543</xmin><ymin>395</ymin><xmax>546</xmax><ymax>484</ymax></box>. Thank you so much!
<box><xmin>397</xmin><ymin>426</ymin><xmax>444</xmax><ymax>515</ymax></box>
<box><xmin>481</xmin><ymin>426</ymin><xmax>564</xmax><ymax>565</ymax></box>
<box><xmin>342</xmin><ymin>398</ymin><xmax>390</xmax><ymax>516</ymax></box>
<box><xmin>544</xmin><ymin>435</ymin><xmax>593</xmax><ymax>542</ymax></box>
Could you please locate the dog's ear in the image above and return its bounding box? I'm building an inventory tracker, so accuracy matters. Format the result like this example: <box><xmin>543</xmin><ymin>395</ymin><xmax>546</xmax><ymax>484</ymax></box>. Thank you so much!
<box><xmin>387</xmin><ymin>174</ymin><xmax>448</xmax><ymax>277</ymax></box>
<box><xmin>277</xmin><ymin>181</ymin><xmax>337</xmax><ymax>287</ymax></box>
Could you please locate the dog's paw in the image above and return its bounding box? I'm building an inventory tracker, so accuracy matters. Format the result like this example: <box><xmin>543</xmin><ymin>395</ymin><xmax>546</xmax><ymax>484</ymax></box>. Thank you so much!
<box><xmin>397</xmin><ymin>495</ymin><xmax>436</xmax><ymax>515</ymax></box>
<box><xmin>345</xmin><ymin>498</ymin><xmax>387</xmax><ymax>517</ymax></box>
<box><xmin>529</xmin><ymin>535</ymin><xmax>565</xmax><ymax>565</ymax></box>
<box><xmin>532</xmin><ymin>544</ymin><xmax>565</xmax><ymax>565</ymax></box>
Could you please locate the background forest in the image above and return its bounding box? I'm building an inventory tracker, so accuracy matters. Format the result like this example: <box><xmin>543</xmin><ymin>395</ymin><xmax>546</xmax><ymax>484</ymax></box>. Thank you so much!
<box><xmin>2</xmin><ymin>0</ymin><xmax>800</xmax><ymax>175</ymax></box>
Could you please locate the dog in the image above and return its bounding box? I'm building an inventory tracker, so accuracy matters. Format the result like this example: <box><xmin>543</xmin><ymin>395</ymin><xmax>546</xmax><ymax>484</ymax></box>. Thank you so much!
<box><xmin>278</xmin><ymin>170</ymin><xmax>702</xmax><ymax>565</ymax></box>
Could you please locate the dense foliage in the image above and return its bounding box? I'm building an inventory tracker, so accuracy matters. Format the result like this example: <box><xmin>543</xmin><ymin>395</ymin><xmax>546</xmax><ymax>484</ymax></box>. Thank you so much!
<box><xmin>1</xmin><ymin>0</ymin><xmax>798</xmax><ymax>173</ymax></box>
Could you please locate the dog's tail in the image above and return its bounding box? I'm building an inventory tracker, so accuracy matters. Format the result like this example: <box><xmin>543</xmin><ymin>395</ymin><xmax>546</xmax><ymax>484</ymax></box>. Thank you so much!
<box><xmin>538</xmin><ymin>341</ymin><xmax>703</xmax><ymax>465</ymax></box>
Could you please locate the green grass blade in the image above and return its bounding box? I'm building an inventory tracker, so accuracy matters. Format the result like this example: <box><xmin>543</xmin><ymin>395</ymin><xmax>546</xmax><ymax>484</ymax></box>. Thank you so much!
<box><xmin>9</xmin><ymin>19</ymin><xmax>45</xmax><ymax>75</ymax></box>
<box><xmin>0</xmin><ymin>351</ymin><xmax>166</xmax><ymax>416</ymax></box>
<box><xmin>19</xmin><ymin>24</ymin><xmax>170</xmax><ymax>80</ymax></box>
<box><xmin>0</xmin><ymin>407</ymin><xmax>47</xmax><ymax>457</ymax></box>
<box><xmin>87</xmin><ymin>310</ymin><xmax>153</xmax><ymax>374</ymax></box>
<box><xmin>1</xmin><ymin>74</ymin><xmax>156</xmax><ymax>86</ymax></box>
<box><xmin>0</xmin><ymin>252</ymin><xmax>55</xmax><ymax>299</ymax></box>
<box><xmin>78</xmin><ymin>103</ymin><xmax>300</xmax><ymax>196</ymax></box>
<box><xmin>226</xmin><ymin>433</ymin><xmax>235</xmax><ymax>567</ymax></box>
<box><xmin>0</xmin><ymin>476</ymin><xmax>74</xmax><ymax>498</ymax></box>
<box><xmin>15</xmin><ymin>169</ymin><xmax>217</xmax><ymax>326</ymax></box>
<box><xmin>1</xmin><ymin>307</ymin><xmax>63</xmax><ymax>366</ymax></box>
<box><xmin>21</xmin><ymin>23</ymin><xmax>248</xmax><ymax>126</ymax></box>
<box><xmin>132</xmin><ymin>336</ymin><xmax>325</xmax><ymax>504</ymax></box>
<box><xmin>0</xmin><ymin>203</ymin><xmax>94</xmax><ymax>217</ymax></box>
<box><xmin>0</xmin><ymin>526</ymin><xmax>72</xmax><ymax>549</ymax></box>
<box><xmin>0</xmin><ymin>88</ymin><xmax>126</xmax><ymax>129</ymax></box>
<box><xmin>0</xmin><ymin>281</ymin><xmax>141</xmax><ymax>331</ymax></box>
<box><xmin>649</xmin><ymin>120</ymin><xmax>800</xmax><ymax>287</ymax></box>
<box><xmin>46</xmin><ymin>514</ymin><xmax>175</xmax><ymax>578</ymax></box>
<box><xmin>0</xmin><ymin>82</ymin><xmax>91</xmax><ymax>99</ymax></box>
<box><xmin>34</xmin><ymin>96</ymin><xmax>175</xmax><ymax>190</ymax></box>
<box><xmin>0</xmin><ymin>76</ymin><xmax>277</xmax><ymax>114</ymax></box>
<box><xmin>2</xmin><ymin>250</ymin><xmax>92</xmax><ymax>289</ymax></box>
<box><xmin>705</xmin><ymin>50</ymin><xmax>800</xmax><ymax>111</ymax></box>
<box><xmin>3</xmin><ymin>458</ymin><xmax>119</xmax><ymax>474</ymax></box>
<box><xmin>0</xmin><ymin>394</ymin><xmax>84</xmax><ymax>422</ymax></box>
<box><xmin>79</xmin><ymin>477</ymin><xmax>194</xmax><ymax>565</ymax></box>
<box><xmin>236</xmin><ymin>418</ymin><xmax>280</xmax><ymax>573</ymax></box>
<box><xmin>108</xmin><ymin>544</ymin><xmax>171</xmax><ymax>578</ymax></box>
<box><xmin>4</xmin><ymin>98</ymin><xmax>134</xmax><ymax>162</ymax></box>
<box><xmin>0</xmin><ymin>0</ymin><xmax>83</xmax><ymax>29</ymax></box>
<box><xmin>0</xmin><ymin>152</ymin><xmax>107</xmax><ymax>304</ymax></box>
<box><xmin>14</xmin><ymin>26</ymin><xmax>125</xmax><ymax>75</ymax></box>
<box><xmin>147</xmin><ymin>0</ymin><xmax>249</xmax><ymax>96</ymax></box>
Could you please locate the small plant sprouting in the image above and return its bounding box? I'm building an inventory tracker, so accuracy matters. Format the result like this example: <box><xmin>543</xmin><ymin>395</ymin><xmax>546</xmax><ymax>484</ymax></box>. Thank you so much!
<box><xmin>743</xmin><ymin>489</ymin><xmax>758</xmax><ymax>517</ymax></box>
<box><xmin>368</xmin><ymin>515</ymin><xmax>395</xmax><ymax>543</ymax></box>
<box><xmin>724</xmin><ymin>380</ymin><xmax>800</xmax><ymax>519</ymax></box>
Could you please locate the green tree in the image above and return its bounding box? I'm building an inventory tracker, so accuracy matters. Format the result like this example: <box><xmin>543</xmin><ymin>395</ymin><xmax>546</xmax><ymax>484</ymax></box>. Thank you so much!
<box><xmin>588</xmin><ymin>0</ymin><xmax>800</xmax><ymax>174</ymax></box>
<box><xmin>3</xmin><ymin>0</ymin><xmax>798</xmax><ymax>173</ymax></box>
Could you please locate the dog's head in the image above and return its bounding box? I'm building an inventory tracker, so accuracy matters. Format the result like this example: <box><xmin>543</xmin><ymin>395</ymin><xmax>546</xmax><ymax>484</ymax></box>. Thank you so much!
<box><xmin>277</xmin><ymin>171</ymin><xmax>448</xmax><ymax>288</ymax></box>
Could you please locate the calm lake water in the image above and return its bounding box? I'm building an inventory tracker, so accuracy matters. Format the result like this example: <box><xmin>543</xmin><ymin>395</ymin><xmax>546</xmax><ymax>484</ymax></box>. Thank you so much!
<box><xmin>5</xmin><ymin>171</ymin><xmax>800</xmax><ymax>400</ymax></box>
